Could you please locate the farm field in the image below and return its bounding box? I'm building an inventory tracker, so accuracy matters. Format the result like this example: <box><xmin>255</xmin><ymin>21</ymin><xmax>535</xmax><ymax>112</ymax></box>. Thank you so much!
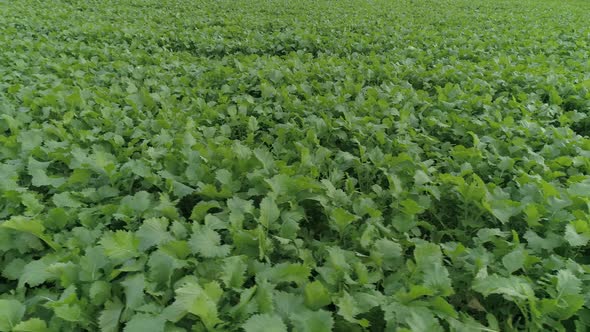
<box><xmin>1</xmin><ymin>0</ymin><xmax>590</xmax><ymax>331</ymax></box>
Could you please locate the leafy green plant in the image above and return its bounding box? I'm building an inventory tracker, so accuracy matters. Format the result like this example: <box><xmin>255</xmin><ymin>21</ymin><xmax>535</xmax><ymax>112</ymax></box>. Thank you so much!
<box><xmin>1</xmin><ymin>0</ymin><xmax>590</xmax><ymax>331</ymax></box>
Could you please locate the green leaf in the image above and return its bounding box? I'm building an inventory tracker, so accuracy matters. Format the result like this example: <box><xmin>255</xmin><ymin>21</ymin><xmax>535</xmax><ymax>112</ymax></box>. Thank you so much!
<box><xmin>414</xmin><ymin>170</ymin><xmax>431</xmax><ymax>186</ymax></box>
<box><xmin>484</xmin><ymin>199</ymin><xmax>521</xmax><ymax>224</ymax></box>
<box><xmin>221</xmin><ymin>255</ymin><xmax>248</xmax><ymax>289</ymax></box>
<box><xmin>384</xmin><ymin>302</ymin><xmax>443</xmax><ymax>332</ymax></box>
<box><xmin>189</xmin><ymin>226</ymin><xmax>231</xmax><ymax>258</ymax></box>
<box><xmin>330</xmin><ymin>207</ymin><xmax>358</xmax><ymax>233</ymax></box>
<box><xmin>0</xmin><ymin>163</ymin><xmax>20</xmax><ymax>191</ymax></box>
<box><xmin>243</xmin><ymin>314</ymin><xmax>287</xmax><ymax>332</ymax></box>
<box><xmin>18</xmin><ymin>259</ymin><xmax>51</xmax><ymax>288</ymax></box>
<box><xmin>397</xmin><ymin>285</ymin><xmax>435</xmax><ymax>303</ymax></box>
<box><xmin>2</xmin><ymin>258</ymin><xmax>26</xmax><ymax>280</ymax></box>
<box><xmin>502</xmin><ymin>249</ymin><xmax>526</xmax><ymax>274</ymax></box>
<box><xmin>100</xmin><ymin>231</ymin><xmax>140</xmax><ymax>262</ymax></box>
<box><xmin>120</xmin><ymin>191</ymin><xmax>152</xmax><ymax>213</ymax></box>
<box><xmin>472</xmin><ymin>274</ymin><xmax>534</xmax><ymax>300</ymax></box>
<box><xmin>28</xmin><ymin>157</ymin><xmax>66</xmax><ymax>188</ymax></box>
<box><xmin>523</xmin><ymin>230</ymin><xmax>562</xmax><ymax>252</ymax></box>
<box><xmin>260</xmin><ymin>262</ymin><xmax>311</xmax><ymax>286</ymax></box>
<box><xmin>99</xmin><ymin>300</ymin><xmax>123</xmax><ymax>332</ymax></box>
<box><xmin>326</xmin><ymin>246</ymin><xmax>350</xmax><ymax>272</ymax></box>
<box><xmin>256</xmin><ymin>280</ymin><xmax>275</xmax><ymax>314</ymax></box>
<box><xmin>523</xmin><ymin>204</ymin><xmax>542</xmax><ymax>227</ymax></box>
<box><xmin>21</xmin><ymin>192</ymin><xmax>44</xmax><ymax>215</ymax></box>
<box><xmin>254</xmin><ymin>148</ymin><xmax>275</xmax><ymax>171</ymax></box>
<box><xmin>405</xmin><ymin>310</ymin><xmax>444</xmax><ymax>332</ymax></box>
<box><xmin>430</xmin><ymin>297</ymin><xmax>458</xmax><ymax>319</ymax></box>
<box><xmin>175</xmin><ymin>281</ymin><xmax>222</xmax><ymax>329</ymax></box>
<box><xmin>79</xmin><ymin>246</ymin><xmax>109</xmax><ymax>282</ymax></box>
<box><xmin>556</xmin><ymin>270</ymin><xmax>581</xmax><ymax>296</ymax></box>
<box><xmin>565</xmin><ymin>224</ymin><xmax>589</xmax><ymax>247</ymax></box>
<box><xmin>190</xmin><ymin>201</ymin><xmax>222</xmax><ymax>222</ymax></box>
<box><xmin>52</xmin><ymin>192</ymin><xmax>83</xmax><ymax>208</ymax></box>
<box><xmin>1</xmin><ymin>216</ymin><xmax>58</xmax><ymax>250</ymax></box>
<box><xmin>304</xmin><ymin>281</ymin><xmax>332</xmax><ymax>310</ymax></box>
<box><xmin>2</xmin><ymin>215</ymin><xmax>43</xmax><ymax>235</ymax></box>
<box><xmin>335</xmin><ymin>291</ymin><xmax>369</xmax><ymax>327</ymax></box>
<box><xmin>567</xmin><ymin>181</ymin><xmax>590</xmax><ymax>198</ymax></box>
<box><xmin>123</xmin><ymin>314</ymin><xmax>165</xmax><ymax>332</ymax></box>
<box><xmin>373</xmin><ymin>238</ymin><xmax>402</xmax><ymax>270</ymax></box>
<box><xmin>148</xmin><ymin>250</ymin><xmax>184</xmax><ymax>286</ymax></box>
<box><xmin>89</xmin><ymin>281</ymin><xmax>111</xmax><ymax>305</ymax></box>
<box><xmin>273</xmin><ymin>291</ymin><xmax>305</xmax><ymax>319</ymax></box>
<box><xmin>259</xmin><ymin>196</ymin><xmax>280</xmax><ymax>229</ymax></box>
<box><xmin>414</xmin><ymin>242</ymin><xmax>443</xmax><ymax>269</ymax></box>
<box><xmin>121</xmin><ymin>274</ymin><xmax>145</xmax><ymax>310</ymax></box>
<box><xmin>291</xmin><ymin>310</ymin><xmax>334</xmax><ymax>332</ymax></box>
<box><xmin>400</xmin><ymin>198</ymin><xmax>426</xmax><ymax>215</ymax></box>
<box><xmin>227</xmin><ymin>197</ymin><xmax>255</xmax><ymax>215</ymax></box>
<box><xmin>279</xmin><ymin>210</ymin><xmax>303</xmax><ymax>239</ymax></box>
<box><xmin>54</xmin><ymin>303</ymin><xmax>85</xmax><ymax>323</ymax></box>
<box><xmin>423</xmin><ymin>262</ymin><xmax>454</xmax><ymax>296</ymax></box>
<box><xmin>136</xmin><ymin>217</ymin><xmax>173</xmax><ymax>250</ymax></box>
<box><xmin>12</xmin><ymin>318</ymin><xmax>48</xmax><ymax>332</ymax></box>
<box><xmin>476</xmin><ymin>228</ymin><xmax>509</xmax><ymax>243</ymax></box>
<box><xmin>0</xmin><ymin>299</ymin><xmax>25</xmax><ymax>331</ymax></box>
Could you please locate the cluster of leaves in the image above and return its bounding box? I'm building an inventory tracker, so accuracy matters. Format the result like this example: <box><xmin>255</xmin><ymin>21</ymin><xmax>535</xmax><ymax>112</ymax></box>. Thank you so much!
<box><xmin>1</xmin><ymin>0</ymin><xmax>590</xmax><ymax>331</ymax></box>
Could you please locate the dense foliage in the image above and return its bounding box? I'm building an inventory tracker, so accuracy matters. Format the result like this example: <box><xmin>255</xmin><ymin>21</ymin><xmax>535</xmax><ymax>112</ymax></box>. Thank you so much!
<box><xmin>1</xmin><ymin>0</ymin><xmax>590</xmax><ymax>331</ymax></box>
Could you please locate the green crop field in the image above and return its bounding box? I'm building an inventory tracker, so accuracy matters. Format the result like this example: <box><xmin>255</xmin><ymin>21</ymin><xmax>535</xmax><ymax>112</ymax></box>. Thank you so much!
<box><xmin>1</xmin><ymin>0</ymin><xmax>590</xmax><ymax>331</ymax></box>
